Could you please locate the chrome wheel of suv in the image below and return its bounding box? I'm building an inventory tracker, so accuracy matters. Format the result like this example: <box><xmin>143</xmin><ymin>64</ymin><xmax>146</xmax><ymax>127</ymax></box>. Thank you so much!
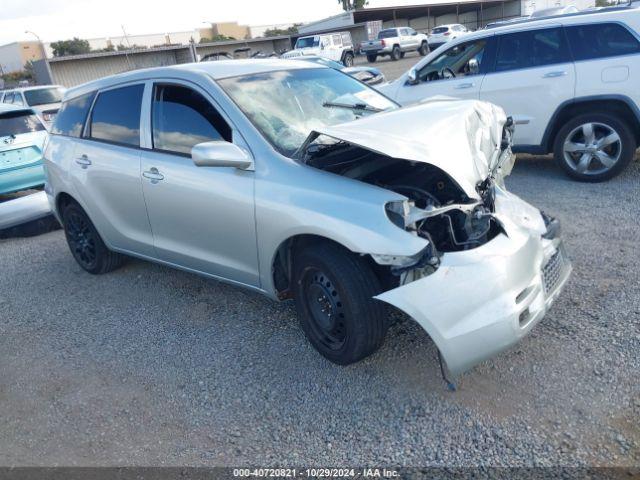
<box><xmin>562</xmin><ymin>122</ymin><xmax>621</xmax><ymax>176</ymax></box>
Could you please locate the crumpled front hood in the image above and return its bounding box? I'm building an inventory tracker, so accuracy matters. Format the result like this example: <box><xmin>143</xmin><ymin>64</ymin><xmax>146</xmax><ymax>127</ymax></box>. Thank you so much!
<box><xmin>310</xmin><ymin>97</ymin><xmax>509</xmax><ymax>199</ymax></box>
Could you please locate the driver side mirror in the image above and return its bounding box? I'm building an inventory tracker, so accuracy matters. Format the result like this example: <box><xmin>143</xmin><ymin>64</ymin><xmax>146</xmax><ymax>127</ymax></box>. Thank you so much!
<box><xmin>192</xmin><ymin>141</ymin><xmax>253</xmax><ymax>170</ymax></box>
<box><xmin>468</xmin><ymin>58</ymin><xmax>479</xmax><ymax>75</ymax></box>
<box><xmin>407</xmin><ymin>68</ymin><xmax>419</xmax><ymax>85</ymax></box>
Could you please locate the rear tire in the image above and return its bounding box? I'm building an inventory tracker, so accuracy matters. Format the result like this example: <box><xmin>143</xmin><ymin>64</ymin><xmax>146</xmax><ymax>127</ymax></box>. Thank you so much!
<box><xmin>400</xmin><ymin>51</ymin><xmax>406</xmax><ymax>59</ymax></box>
<box><xmin>553</xmin><ymin>112</ymin><xmax>636</xmax><ymax>182</ymax></box>
<box><xmin>62</xmin><ymin>202</ymin><xmax>125</xmax><ymax>274</ymax></box>
<box><xmin>390</xmin><ymin>46</ymin><xmax>401</xmax><ymax>61</ymax></box>
<box><xmin>418</xmin><ymin>41</ymin><xmax>429</xmax><ymax>56</ymax></box>
<box><xmin>366</xmin><ymin>54</ymin><xmax>377</xmax><ymax>63</ymax></box>
<box><xmin>292</xmin><ymin>242</ymin><xmax>388</xmax><ymax>365</ymax></box>
<box><xmin>342</xmin><ymin>52</ymin><xmax>354</xmax><ymax>67</ymax></box>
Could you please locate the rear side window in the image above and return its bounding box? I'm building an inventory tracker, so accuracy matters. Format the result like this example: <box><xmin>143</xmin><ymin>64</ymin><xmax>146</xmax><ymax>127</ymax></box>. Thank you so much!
<box><xmin>378</xmin><ymin>30</ymin><xmax>397</xmax><ymax>39</ymax></box>
<box><xmin>565</xmin><ymin>23</ymin><xmax>640</xmax><ymax>61</ymax></box>
<box><xmin>88</xmin><ymin>84</ymin><xmax>144</xmax><ymax>147</ymax></box>
<box><xmin>495</xmin><ymin>27</ymin><xmax>570</xmax><ymax>72</ymax></box>
<box><xmin>0</xmin><ymin>111</ymin><xmax>45</xmax><ymax>136</ymax></box>
<box><xmin>431</xmin><ymin>27</ymin><xmax>449</xmax><ymax>34</ymax></box>
<box><xmin>51</xmin><ymin>91</ymin><xmax>96</xmax><ymax>137</ymax></box>
<box><xmin>12</xmin><ymin>94</ymin><xmax>24</xmax><ymax>106</ymax></box>
<box><xmin>152</xmin><ymin>84</ymin><xmax>232</xmax><ymax>155</ymax></box>
<box><xmin>3</xmin><ymin>92</ymin><xmax>13</xmax><ymax>103</ymax></box>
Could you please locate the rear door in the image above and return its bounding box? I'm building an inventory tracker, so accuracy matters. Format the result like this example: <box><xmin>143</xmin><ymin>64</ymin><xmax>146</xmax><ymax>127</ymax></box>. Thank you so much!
<box><xmin>139</xmin><ymin>81</ymin><xmax>259</xmax><ymax>286</ymax></box>
<box><xmin>564</xmin><ymin>22</ymin><xmax>640</xmax><ymax>102</ymax></box>
<box><xmin>69</xmin><ymin>82</ymin><xmax>155</xmax><ymax>256</ymax></box>
<box><xmin>479</xmin><ymin>26</ymin><xmax>576</xmax><ymax>146</ymax></box>
<box><xmin>394</xmin><ymin>37</ymin><xmax>492</xmax><ymax>105</ymax></box>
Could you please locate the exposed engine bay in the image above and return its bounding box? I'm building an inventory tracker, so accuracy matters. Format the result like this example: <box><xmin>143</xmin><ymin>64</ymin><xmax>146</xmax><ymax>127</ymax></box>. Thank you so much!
<box><xmin>300</xmin><ymin>137</ymin><xmax>508</xmax><ymax>255</ymax></box>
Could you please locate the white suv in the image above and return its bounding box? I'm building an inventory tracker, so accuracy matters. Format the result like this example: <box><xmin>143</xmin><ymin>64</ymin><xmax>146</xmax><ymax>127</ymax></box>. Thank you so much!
<box><xmin>427</xmin><ymin>24</ymin><xmax>469</xmax><ymax>51</ymax></box>
<box><xmin>380</xmin><ymin>5</ymin><xmax>640</xmax><ymax>181</ymax></box>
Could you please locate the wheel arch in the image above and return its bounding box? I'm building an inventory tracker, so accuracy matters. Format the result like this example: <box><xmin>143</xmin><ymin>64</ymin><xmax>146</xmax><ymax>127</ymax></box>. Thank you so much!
<box><xmin>542</xmin><ymin>95</ymin><xmax>640</xmax><ymax>153</ymax></box>
<box><xmin>269</xmin><ymin>233</ymin><xmax>397</xmax><ymax>301</ymax></box>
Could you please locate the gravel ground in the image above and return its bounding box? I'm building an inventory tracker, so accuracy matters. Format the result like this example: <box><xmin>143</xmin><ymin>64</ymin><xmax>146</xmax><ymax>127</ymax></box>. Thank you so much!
<box><xmin>0</xmin><ymin>58</ymin><xmax>639</xmax><ymax>467</ymax></box>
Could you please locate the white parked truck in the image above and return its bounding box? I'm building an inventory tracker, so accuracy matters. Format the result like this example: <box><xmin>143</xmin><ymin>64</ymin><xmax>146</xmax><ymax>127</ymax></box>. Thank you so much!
<box><xmin>281</xmin><ymin>32</ymin><xmax>356</xmax><ymax>67</ymax></box>
<box><xmin>360</xmin><ymin>27</ymin><xmax>430</xmax><ymax>62</ymax></box>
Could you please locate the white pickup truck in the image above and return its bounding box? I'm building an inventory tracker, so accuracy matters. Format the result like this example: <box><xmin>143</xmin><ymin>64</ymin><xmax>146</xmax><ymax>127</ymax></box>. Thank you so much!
<box><xmin>360</xmin><ymin>27</ymin><xmax>430</xmax><ymax>62</ymax></box>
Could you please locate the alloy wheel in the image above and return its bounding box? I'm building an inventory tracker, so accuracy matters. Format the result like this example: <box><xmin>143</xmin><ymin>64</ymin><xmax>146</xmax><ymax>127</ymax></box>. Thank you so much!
<box><xmin>562</xmin><ymin>122</ymin><xmax>622</xmax><ymax>176</ymax></box>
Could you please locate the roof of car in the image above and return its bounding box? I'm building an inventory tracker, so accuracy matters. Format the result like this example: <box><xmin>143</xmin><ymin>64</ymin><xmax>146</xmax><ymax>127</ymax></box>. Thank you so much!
<box><xmin>0</xmin><ymin>104</ymin><xmax>35</xmax><ymax>115</ymax></box>
<box><xmin>64</xmin><ymin>59</ymin><xmax>327</xmax><ymax>100</ymax></box>
<box><xmin>442</xmin><ymin>3</ymin><xmax>638</xmax><ymax>42</ymax></box>
<box><xmin>4</xmin><ymin>85</ymin><xmax>64</xmax><ymax>92</ymax></box>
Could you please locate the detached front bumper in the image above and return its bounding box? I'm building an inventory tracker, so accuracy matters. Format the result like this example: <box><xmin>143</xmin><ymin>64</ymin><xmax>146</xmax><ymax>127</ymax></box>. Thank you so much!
<box><xmin>375</xmin><ymin>193</ymin><xmax>572</xmax><ymax>375</ymax></box>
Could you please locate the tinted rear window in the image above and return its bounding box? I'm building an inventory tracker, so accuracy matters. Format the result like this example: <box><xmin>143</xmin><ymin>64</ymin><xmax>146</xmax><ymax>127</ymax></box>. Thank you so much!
<box><xmin>24</xmin><ymin>87</ymin><xmax>64</xmax><ymax>106</ymax></box>
<box><xmin>495</xmin><ymin>27</ymin><xmax>570</xmax><ymax>72</ymax></box>
<box><xmin>431</xmin><ymin>27</ymin><xmax>449</xmax><ymax>34</ymax></box>
<box><xmin>566</xmin><ymin>23</ymin><xmax>640</xmax><ymax>61</ymax></box>
<box><xmin>378</xmin><ymin>30</ymin><xmax>398</xmax><ymax>39</ymax></box>
<box><xmin>0</xmin><ymin>111</ymin><xmax>45</xmax><ymax>136</ymax></box>
<box><xmin>89</xmin><ymin>84</ymin><xmax>144</xmax><ymax>147</ymax></box>
<box><xmin>51</xmin><ymin>91</ymin><xmax>96</xmax><ymax>137</ymax></box>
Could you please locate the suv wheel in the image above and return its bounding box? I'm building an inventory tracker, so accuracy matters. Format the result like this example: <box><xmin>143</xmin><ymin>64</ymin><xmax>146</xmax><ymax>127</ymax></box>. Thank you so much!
<box><xmin>390</xmin><ymin>46</ymin><xmax>401</xmax><ymax>61</ymax></box>
<box><xmin>418</xmin><ymin>41</ymin><xmax>429</xmax><ymax>56</ymax></box>
<box><xmin>554</xmin><ymin>113</ymin><xmax>636</xmax><ymax>182</ymax></box>
<box><xmin>292</xmin><ymin>242</ymin><xmax>388</xmax><ymax>365</ymax></box>
<box><xmin>62</xmin><ymin>202</ymin><xmax>125</xmax><ymax>274</ymax></box>
<box><xmin>342</xmin><ymin>52</ymin><xmax>354</xmax><ymax>67</ymax></box>
<box><xmin>366</xmin><ymin>54</ymin><xmax>377</xmax><ymax>63</ymax></box>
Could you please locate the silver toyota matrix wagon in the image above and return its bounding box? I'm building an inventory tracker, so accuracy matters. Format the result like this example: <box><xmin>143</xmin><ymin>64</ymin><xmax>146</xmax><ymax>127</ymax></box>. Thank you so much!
<box><xmin>44</xmin><ymin>59</ymin><xmax>571</xmax><ymax>376</ymax></box>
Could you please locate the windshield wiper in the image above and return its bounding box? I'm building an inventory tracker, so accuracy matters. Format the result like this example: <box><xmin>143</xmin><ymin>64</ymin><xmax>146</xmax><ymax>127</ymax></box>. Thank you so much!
<box><xmin>322</xmin><ymin>101</ymin><xmax>383</xmax><ymax>113</ymax></box>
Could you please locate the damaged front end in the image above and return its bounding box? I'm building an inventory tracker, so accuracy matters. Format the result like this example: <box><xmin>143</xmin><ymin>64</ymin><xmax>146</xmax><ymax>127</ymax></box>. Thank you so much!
<box><xmin>299</xmin><ymin>99</ymin><xmax>571</xmax><ymax>375</ymax></box>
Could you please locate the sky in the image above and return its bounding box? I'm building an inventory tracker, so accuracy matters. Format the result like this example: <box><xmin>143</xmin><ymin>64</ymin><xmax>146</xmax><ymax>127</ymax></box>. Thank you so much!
<box><xmin>0</xmin><ymin>0</ymin><xmax>422</xmax><ymax>45</ymax></box>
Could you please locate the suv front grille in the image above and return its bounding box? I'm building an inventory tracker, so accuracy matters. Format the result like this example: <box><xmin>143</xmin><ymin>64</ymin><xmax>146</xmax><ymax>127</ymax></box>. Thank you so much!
<box><xmin>542</xmin><ymin>247</ymin><xmax>566</xmax><ymax>294</ymax></box>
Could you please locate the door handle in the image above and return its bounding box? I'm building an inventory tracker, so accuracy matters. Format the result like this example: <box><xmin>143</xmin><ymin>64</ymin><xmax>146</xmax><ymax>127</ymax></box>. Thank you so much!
<box><xmin>143</xmin><ymin>167</ymin><xmax>164</xmax><ymax>183</ymax></box>
<box><xmin>75</xmin><ymin>154</ymin><xmax>91</xmax><ymax>168</ymax></box>
<box><xmin>454</xmin><ymin>82</ymin><xmax>475</xmax><ymax>89</ymax></box>
<box><xmin>542</xmin><ymin>71</ymin><xmax>567</xmax><ymax>78</ymax></box>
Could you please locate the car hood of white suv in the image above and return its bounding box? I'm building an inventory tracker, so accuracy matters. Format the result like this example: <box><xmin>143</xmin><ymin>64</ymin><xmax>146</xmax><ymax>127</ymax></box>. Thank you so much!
<box><xmin>308</xmin><ymin>97</ymin><xmax>511</xmax><ymax>199</ymax></box>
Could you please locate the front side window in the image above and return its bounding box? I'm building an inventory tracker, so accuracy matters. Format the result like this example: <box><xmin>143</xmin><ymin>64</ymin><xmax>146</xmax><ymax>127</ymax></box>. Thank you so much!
<box><xmin>24</xmin><ymin>87</ymin><xmax>64</xmax><ymax>106</ymax></box>
<box><xmin>565</xmin><ymin>23</ymin><xmax>640</xmax><ymax>61</ymax></box>
<box><xmin>418</xmin><ymin>39</ymin><xmax>488</xmax><ymax>81</ymax></box>
<box><xmin>51</xmin><ymin>91</ymin><xmax>96</xmax><ymax>137</ymax></box>
<box><xmin>152</xmin><ymin>84</ymin><xmax>232</xmax><ymax>155</ymax></box>
<box><xmin>88</xmin><ymin>84</ymin><xmax>144</xmax><ymax>147</ymax></box>
<box><xmin>218</xmin><ymin>68</ymin><xmax>397</xmax><ymax>157</ymax></box>
<box><xmin>495</xmin><ymin>27</ymin><xmax>570</xmax><ymax>72</ymax></box>
<box><xmin>0</xmin><ymin>111</ymin><xmax>45</xmax><ymax>137</ymax></box>
<box><xmin>12</xmin><ymin>94</ymin><xmax>24</xmax><ymax>106</ymax></box>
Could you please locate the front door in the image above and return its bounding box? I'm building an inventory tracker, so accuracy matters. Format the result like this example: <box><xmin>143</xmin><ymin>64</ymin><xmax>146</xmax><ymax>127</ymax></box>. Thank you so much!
<box><xmin>139</xmin><ymin>82</ymin><xmax>259</xmax><ymax>287</ymax></box>
<box><xmin>394</xmin><ymin>37</ymin><xmax>491</xmax><ymax>106</ymax></box>
<box><xmin>479</xmin><ymin>26</ymin><xmax>576</xmax><ymax>146</ymax></box>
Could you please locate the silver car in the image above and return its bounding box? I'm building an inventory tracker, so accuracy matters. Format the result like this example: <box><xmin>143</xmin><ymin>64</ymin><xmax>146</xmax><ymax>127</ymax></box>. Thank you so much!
<box><xmin>44</xmin><ymin>60</ymin><xmax>571</xmax><ymax>376</ymax></box>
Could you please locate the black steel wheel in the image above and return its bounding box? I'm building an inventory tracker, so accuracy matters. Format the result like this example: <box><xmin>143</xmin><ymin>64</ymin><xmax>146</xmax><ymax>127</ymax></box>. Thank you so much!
<box><xmin>293</xmin><ymin>242</ymin><xmax>388</xmax><ymax>365</ymax></box>
<box><xmin>62</xmin><ymin>202</ymin><xmax>125</xmax><ymax>274</ymax></box>
<box><xmin>366</xmin><ymin>54</ymin><xmax>377</xmax><ymax>63</ymax></box>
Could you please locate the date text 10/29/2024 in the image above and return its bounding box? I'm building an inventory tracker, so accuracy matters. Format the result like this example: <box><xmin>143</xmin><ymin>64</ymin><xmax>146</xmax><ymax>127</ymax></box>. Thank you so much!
<box><xmin>233</xmin><ymin>468</ymin><xmax>399</xmax><ymax>478</ymax></box>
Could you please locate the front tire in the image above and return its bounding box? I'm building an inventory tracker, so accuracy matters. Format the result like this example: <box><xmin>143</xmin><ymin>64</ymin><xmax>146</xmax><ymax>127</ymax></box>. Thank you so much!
<box><xmin>62</xmin><ymin>202</ymin><xmax>125</xmax><ymax>274</ymax></box>
<box><xmin>342</xmin><ymin>52</ymin><xmax>354</xmax><ymax>67</ymax></box>
<box><xmin>418</xmin><ymin>41</ymin><xmax>429</xmax><ymax>56</ymax></box>
<box><xmin>390</xmin><ymin>46</ymin><xmax>401</xmax><ymax>61</ymax></box>
<box><xmin>292</xmin><ymin>242</ymin><xmax>388</xmax><ymax>365</ymax></box>
<box><xmin>553</xmin><ymin>112</ymin><xmax>636</xmax><ymax>182</ymax></box>
<box><xmin>366</xmin><ymin>54</ymin><xmax>377</xmax><ymax>63</ymax></box>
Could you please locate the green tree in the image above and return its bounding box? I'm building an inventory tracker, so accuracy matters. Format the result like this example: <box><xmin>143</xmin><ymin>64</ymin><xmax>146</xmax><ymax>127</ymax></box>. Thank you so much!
<box><xmin>338</xmin><ymin>0</ymin><xmax>368</xmax><ymax>11</ymax></box>
<box><xmin>264</xmin><ymin>24</ymin><xmax>301</xmax><ymax>37</ymax></box>
<box><xmin>199</xmin><ymin>35</ymin><xmax>236</xmax><ymax>43</ymax></box>
<box><xmin>595</xmin><ymin>0</ymin><xmax>615</xmax><ymax>6</ymax></box>
<box><xmin>50</xmin><ymin>37</ymin><xmax>91</xmax><ymax>57</ymax></box>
